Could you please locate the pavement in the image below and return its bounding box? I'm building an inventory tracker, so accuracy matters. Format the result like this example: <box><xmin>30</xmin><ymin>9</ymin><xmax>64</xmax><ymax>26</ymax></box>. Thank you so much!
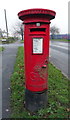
<box><xmin>50</xmin><ymin>40</ymin><xmax>70</xmax><ymax>79</ymax></box>
<box><xmin>0</xmin><ymin>40</ymin><xmax>23</xmax><ymax>119</ymax></box>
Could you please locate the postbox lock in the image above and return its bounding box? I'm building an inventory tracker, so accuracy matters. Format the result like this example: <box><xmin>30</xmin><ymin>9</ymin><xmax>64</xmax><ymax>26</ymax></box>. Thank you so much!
<box><xmin>36</xmin><ymin>23</ymin><xmax>41</xmax><ymax>27</ymax></box>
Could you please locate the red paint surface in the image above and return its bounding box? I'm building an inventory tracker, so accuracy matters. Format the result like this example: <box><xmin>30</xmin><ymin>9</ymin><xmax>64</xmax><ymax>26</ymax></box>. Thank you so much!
<box><xmin>18</xmin><ymin>9</ymin><xmax>56</xmax><ymax>92</ymax></box>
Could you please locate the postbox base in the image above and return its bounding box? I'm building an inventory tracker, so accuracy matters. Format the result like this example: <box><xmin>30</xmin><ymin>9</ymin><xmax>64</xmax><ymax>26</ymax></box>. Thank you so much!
<box><xmin>25</xmin><ymin>89</ymin><xmax>48</xmax><ymax>112</ymax></box>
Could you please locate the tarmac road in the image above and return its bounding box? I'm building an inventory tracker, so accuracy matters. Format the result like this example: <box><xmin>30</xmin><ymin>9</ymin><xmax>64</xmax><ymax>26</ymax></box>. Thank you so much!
<box><xmin>0</xmin><ymin>40</ymin><xmax>22</xmax><ymax>118</ymax></box>
<box><xmin>50</xmin><ymin>40</ymin><xmax>70</xmax><ymax>79</ymax></box>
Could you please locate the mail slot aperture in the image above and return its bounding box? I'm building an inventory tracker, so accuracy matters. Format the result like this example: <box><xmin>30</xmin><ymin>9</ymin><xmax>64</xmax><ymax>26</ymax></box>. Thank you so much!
<box><xmin>30</xmin><ymin>28</ymin><xmax>46</xmax><ymax>32</ymax></box>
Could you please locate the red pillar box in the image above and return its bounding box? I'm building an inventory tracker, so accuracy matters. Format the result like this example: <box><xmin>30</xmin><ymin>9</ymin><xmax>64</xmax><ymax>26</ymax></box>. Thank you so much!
<box><xmin>18</xmin><ymin>8</ymin><xmax>56</xmax><ymax>112</ymax></box>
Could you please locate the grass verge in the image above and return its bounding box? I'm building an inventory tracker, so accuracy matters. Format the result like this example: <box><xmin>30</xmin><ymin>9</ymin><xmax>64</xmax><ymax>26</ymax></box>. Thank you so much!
<box><xmin>10</xmin><ymin>46</ymin><xmax>70</xmax><ymax>119</ymax></box>
<box><xmin>20</xmin><ymin>40</ymin><xmax>24</xmax><ymax>43</ymax></box>
<box><xmin>0</xmin><ymin>41</ymin><xmax>2</xmax><ymax>44</ymax></box>
<box><xmin>51</xmin><ymin>39</ymin><xmax>69</xmax><ymax>42</ymax></box>
<box><xmin>0</xmin><ymin>47</ymin><xmax>4</xmax><ymax>52</ymax></box>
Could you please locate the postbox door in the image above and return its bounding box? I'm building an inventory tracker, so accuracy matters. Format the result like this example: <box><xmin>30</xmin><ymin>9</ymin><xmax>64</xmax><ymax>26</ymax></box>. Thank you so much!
<box><xmin>25</xmin><ymin>36</ymin><xmax>49</xmax><ymax>92</ymax></box>
<box><xmin>24</xmin><ymin>24</ymin><xmax>50</xmax><ymax>92</ymax></box>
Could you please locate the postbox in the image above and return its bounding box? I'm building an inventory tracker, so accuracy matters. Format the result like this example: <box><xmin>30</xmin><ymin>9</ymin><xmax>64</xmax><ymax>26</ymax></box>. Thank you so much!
<box><xmin>18</xmin><ymin>8</ymin><xmax>56</xmax><ymax>112</ymax></box>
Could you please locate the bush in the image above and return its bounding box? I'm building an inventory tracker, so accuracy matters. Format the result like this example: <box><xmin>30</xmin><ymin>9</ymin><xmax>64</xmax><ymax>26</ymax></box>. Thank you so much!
<box><xmin>1</xmin><ymin>37</ymin><xmax>18</xmax><ymax>44</ymax></box>
<box><xmin>6</xmin><ymin>37</ymin><xmax>15</xmax><ymax>43</ymax></box>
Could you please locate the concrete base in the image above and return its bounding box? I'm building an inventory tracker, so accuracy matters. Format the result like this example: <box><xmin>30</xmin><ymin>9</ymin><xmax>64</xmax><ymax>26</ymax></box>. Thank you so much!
<box><xmin>25</xmin><ymin>89</ymin><xmax>48</xmax><ymax>112</ymax></box>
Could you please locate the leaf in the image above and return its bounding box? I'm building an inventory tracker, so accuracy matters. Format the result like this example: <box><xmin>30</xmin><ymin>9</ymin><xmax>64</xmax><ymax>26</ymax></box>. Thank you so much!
<box><xmin>66</xmin><ymin>108</ymin><xmax>70</xmax><ymax>112</ymax></box>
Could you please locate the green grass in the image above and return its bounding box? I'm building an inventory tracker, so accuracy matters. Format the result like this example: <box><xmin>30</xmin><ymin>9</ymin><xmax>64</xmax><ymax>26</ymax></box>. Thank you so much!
<box><xmin>20</xmin><ymin>40</ymin><xmax>24</xmax><ymax>43</ymax></box>
<box><xmin>10</xmin><ymin>46</ymin><xmax>70</xmax><ymax>119</ymax></box>
<box><xmin>0</xmin><ymin>41</ymin><xmax>2</xmax><ymax>44</ymax></box>
<box><xmin>51</xmin><ymin>39</ymin><xmax>69</xmax><ymax>42</ymax></box>
<box><xmin>0</xmin><ymin>47</ymin><xmax>4</xmax><ymax>52</ymax></box>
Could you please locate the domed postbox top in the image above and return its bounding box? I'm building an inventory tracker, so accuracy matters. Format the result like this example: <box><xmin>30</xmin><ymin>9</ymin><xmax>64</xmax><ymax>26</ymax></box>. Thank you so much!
<box><xmin>18</xmin><ymin>8</ymin><xmax>56</xmax><ymax>23</ymax></box>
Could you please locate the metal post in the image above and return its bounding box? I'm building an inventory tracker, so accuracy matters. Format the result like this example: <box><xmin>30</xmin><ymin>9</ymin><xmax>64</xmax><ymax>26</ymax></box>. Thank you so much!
<box><xmin>4</xmin><ymin>9</ymin><xmax>8</xmax><ymax>38</ymax></box>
